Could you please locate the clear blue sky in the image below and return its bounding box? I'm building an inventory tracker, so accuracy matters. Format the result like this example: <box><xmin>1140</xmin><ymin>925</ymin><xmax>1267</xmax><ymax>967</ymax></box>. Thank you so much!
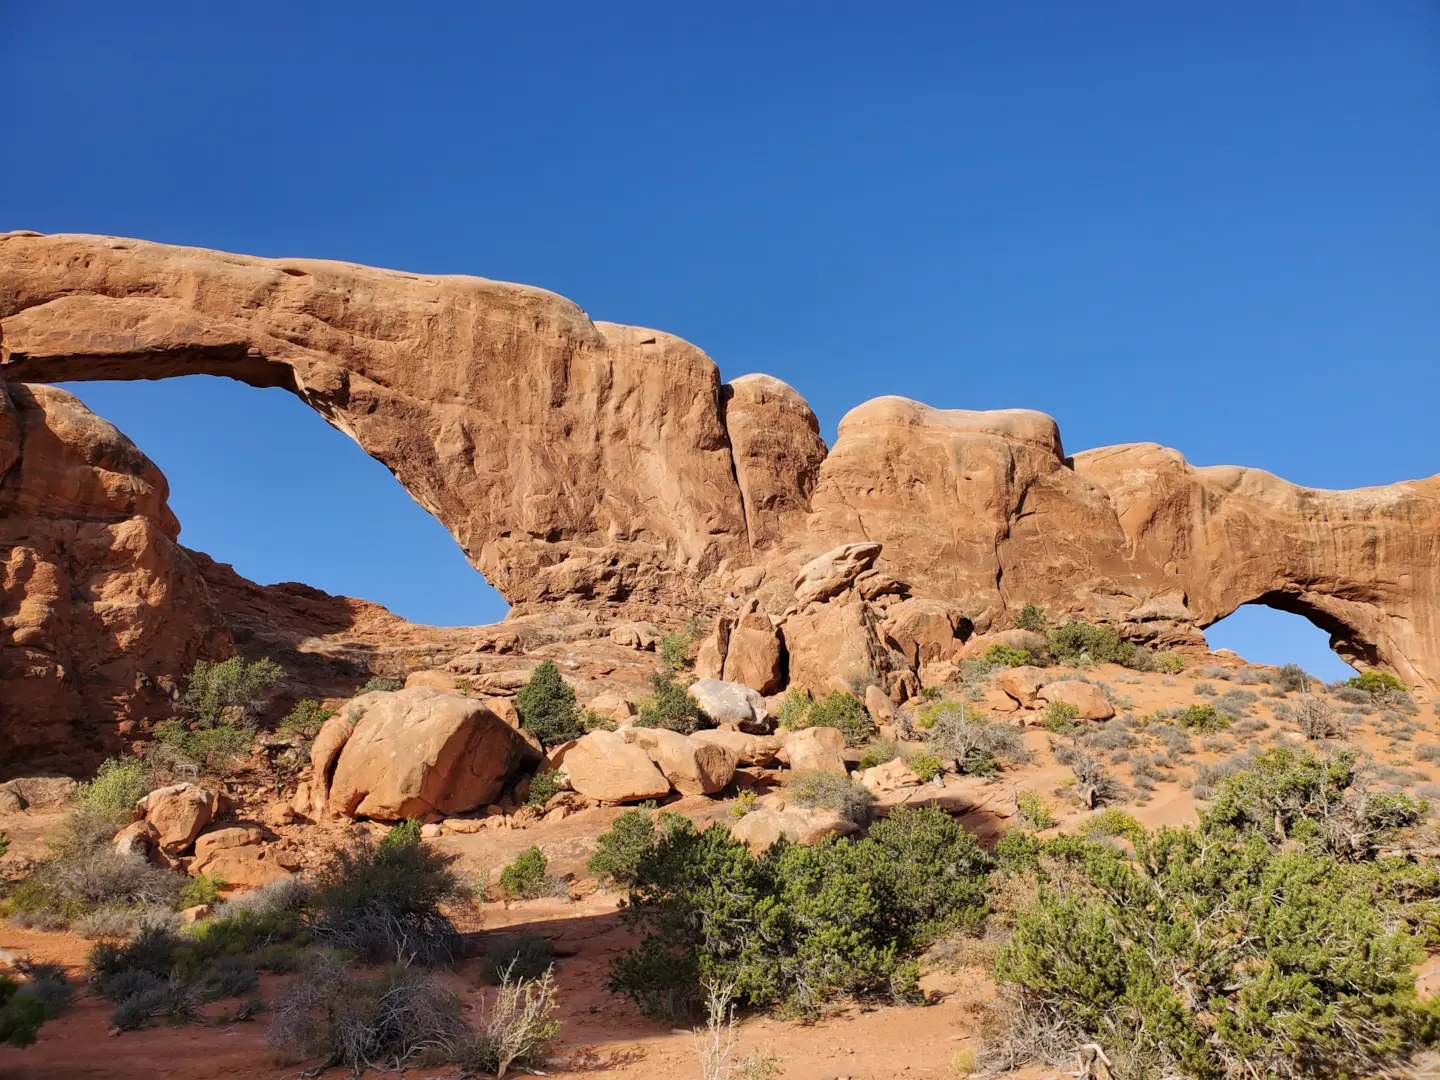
<box><xmin>5</xmin><ymin>3</ymin><xmax>1437</xmax><ymax>679</ymax></box>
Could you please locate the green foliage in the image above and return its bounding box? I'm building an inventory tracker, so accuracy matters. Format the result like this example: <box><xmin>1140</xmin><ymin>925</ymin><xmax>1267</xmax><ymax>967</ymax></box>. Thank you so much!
<box><xmin>857</xmin><ymin>737</ymin><xmax>910</xmax><ymax>771</ymax></box>
<box><xmin>658</xmin><ymin>632</ymin><xmax>693</xmax><ymax>672</ymax></box>
<box><xmin>1037</xmin><ymin>699</ymin><xmax>1080</xmax><ymax>733</ymax></box>
<box><xmin>499</xmin><ymin>846</ymin><xmax>552</xmax><ymax>900</ymax></box>
<box><xmin>609</xmin><ymin>807</ymin><xmax>992</xmax><ymax>1020</ymax></box>
<box><xmin>578</xmin><ymin>708</ymin><xmax>617</xmax><ymax>733</ymax></box>
<box><xmin>635</xmin><ymin>670</ymin><xmax>707</xmax><ymax>735</ymax></box>
<box><xmin>1175</xmin><ymin>702</ymin><xmax>1228</xmax><ymax>732</ymax></box>
<box><xmin>984</xmin><ymin>645</ymin><xmax>1033</xmax><ymax>668</ymax></box>
<box><xmin>1153</xmin><ymin>651</ymin><xmax>1186</xmax><ymax>675</ymax></box>
<box><xmin>805</xmin><ymin>692</ymin><xmax>874</xmax><ymax>747</ymax></box>
<box><xmin>480</xmin><ymin>933</ymin><xmax>555</xmax><ymax>984</ymax></box>
<box><xmin>277</xmin><ymin>699</ymin><xmax>334</xmax><ymax>741</ymax></box>
<box><xmin>588</xmin><ymin>810</ymin><xmax>662</xmax><ymax>888</ymax></box>
<box><xmin>908</xmin><ymin>752</ymin><xmax>943</xmax><ymax>782</ymax></box>
<box><xmin>76</xmin><ymin>757</ymin><xmax>151</xmax><ymax>824</ymax></box>
<box><xmin>774</xmin><ymin>688</ymin><xmax>813</xmax><ymax>730</ymax></box>
<box><xmin>992</xmin><ymin>756</ymin><xmax>1440</xmax><ymax>1079</ymax></box>
<box><xmin>786</xmin><ymin>770</ymin><xmax>875</xmax><ymax>825</ymax></box>
<box><xmin>1016</xmin><ymin>790</ymin><xmax>1057</xmax><ymax>830</ymax></box>
<box><xmin>1273</xmin><ymin>662</ymin><xmax>1310</xmax><ymax>692</ymax></box>
<box><xmin>0</xmin><ymin>976</ymin><xmax>48</xmax><ymax>1048</ymax></box>
<box><xmin>1014</xmin><ymin>603</ymin><xmax>1047</xmax><ymax>633</ymax></box>
<box><xmin>524</xmin><ymin>768</ymin><xmax>566</xmax><ymax>808</ymax></box>
<box><xmin>147</xmin><ymin>720</ymin><xmax>253</xmax><ymax>774</ymax></box>
<box><xmin>354</xmin><ymin>674</ymin><xmax>404</xmax><ymax>694</ymax></box>
<box><xmin>730</xmin><ymin>791</ymin><xmax>758</xmax><ymax>819</ymax></box>
<box><xmin>0</xmin><ymin>831</ymin><xmax>7</xmax><ymax>860</ymax></box>
<box><xmin>178</xmin><ymin>874</ymin><xmax>224</xmax><ymax>909</ymax></box>
<box><xmin>181</xmin><ymin>656</ymin><xmax>281</xmax><ymax>727</ymax></box>
<box><xmin>308</xmin><ymin>819</ymin><xmax>462</xmax><ymax>964</ymax></box>
<box><xmin>1047</xmin><ymin>620</ymin><xmax>1135</xmax><ymax>667</ymax></box>
<box><xmin>514</xmin><ymin>661</ymin><xmax>584</xmax><ymax>748</ymax></box>
<box><xmin>1349</xmin><ymin>671</ymin><xmax>1406</xmax><ymax>694</ymax></box>
<box><xmin>1077</xmin><ymin>807</ymin><xmax>1145</xmax><ymax>843</ymax></box>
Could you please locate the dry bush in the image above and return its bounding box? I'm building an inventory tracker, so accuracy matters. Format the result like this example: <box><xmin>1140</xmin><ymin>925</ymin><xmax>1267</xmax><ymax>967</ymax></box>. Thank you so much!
<box><xmin>450</xmin><ymin>959</ymin><xmax>561</xmax><ymax>1078</ymax></box>
<box><xmin>692</xmin><ymin>980</ymin><xmax>782</xmax><ymax>1080</ymax></box>
<box><xmin>1295</xmin><ymin>694</ymin><xmax>1344</xmax><ymax>740</ymax></box>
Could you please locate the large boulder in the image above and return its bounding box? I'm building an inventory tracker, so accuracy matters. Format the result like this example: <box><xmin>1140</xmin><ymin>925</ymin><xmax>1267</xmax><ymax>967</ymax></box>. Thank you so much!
<box><xmin>729</xmin><ymin>807</ymin><xmax>860</xmax><ymax>852</ymax></box>
<box><xmin>690</xmin><ymin>728</ymin><xmax>784</xmax><ymax>766</ymax></box>
<box><xmin>721</xmin><ymin>614</ymin><xmax>785</xmax><ymax>695</ymax></box>
<box><xmin>561</xmin><ymin>730</ymin><xmax>672</xmax><ymax>803</ymax></box>
<box><xmin>689</xmin><ymin>678</ymin><xmax>768</xmax><ymax>729</ymax></box>
<box><xmin>1036</xmin><ymin>680</ymin><xmax>1115</xmax><ymax>720</ymax></box>
<box><xmin>620</xmin><ymin>727</ymin><xmax>738</xmax><ymax>795</ymax></box>
<box><xmin>961</xmin><ymin>629</ymin><xmax>1048</xmax><ymax>660</ymax></box>
<box><xmin>783</xmin><ymin>596</ymin><xmax>889</xmax><ymax>697</ymax></box>
<box><xmin>782</xmin><ymin>726</ymin><xmax>847</xmax><ymax>774</ymax></box>
<box><xmin>327</xmin><ymin>688</ymin><xmax>533</xmax><ymax>820</ymax></box>
<box><xmin>137</xmin><ymin>783</ymin><xmax>219</xmax><ymax>855</ymax></box>
<box><xmin>610</xmin><ymin>622</ymin><xmax>661</xmax><ymax>650</ymax></box>
<box><xmin>996</xmin><ymin>665</ymin><xmax>1048</xmax><ymax>707</ymax></box>
<box><xmin>859</xmin><ymin>757</ymin><xmax>922</xmax><ymax>794</ymax></box>
<box><xmin>190</xmin><ymin>827</ymin><xmax>292</xmax><ymax>893</ymax></box>
<box><xmin>881</xmin><ymin>597</ymin><xmax>967</xmax><ymax>667</ymax></box>
<box><xmin>792</xmin><ymin>542</ymin><xmax>883</xmax><ymax>606</ymax></box>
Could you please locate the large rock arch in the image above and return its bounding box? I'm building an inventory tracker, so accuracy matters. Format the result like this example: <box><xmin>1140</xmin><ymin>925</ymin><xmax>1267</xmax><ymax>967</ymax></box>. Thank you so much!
<box><xmin>3</xmin><ymin>230</ymin><xmax>1437</xmax><ymax>697</ymax></box>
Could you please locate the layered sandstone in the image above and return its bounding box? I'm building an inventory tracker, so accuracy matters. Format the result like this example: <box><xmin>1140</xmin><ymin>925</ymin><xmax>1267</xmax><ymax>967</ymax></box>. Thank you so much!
<box><xmin>3</xmin><ymin>229</ymin><xmax>1438</xmax><ymax>727</ymax></box>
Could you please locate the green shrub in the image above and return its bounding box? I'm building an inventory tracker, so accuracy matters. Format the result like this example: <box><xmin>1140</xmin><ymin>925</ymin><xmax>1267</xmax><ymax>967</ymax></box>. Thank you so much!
<box><xmin>609</xmin><ymin>808</ymin><xmax>992</xmax><ymax>1021</ymax></box>
<box><xmin>921</xmin><ymin>701</ymin><xmax>1028</xmax><ymax>776</ymax></box>
<box><xmin>1016</xmin><ymin>790</ymin><xmax>1057</xmax><ymax>830</ymax></box>
<box><xmin>1037</xmin><ymin>699</ymin><xmax>1080</xmax><ymax>733</ymax></box>
<box><xmin>1272</xmin><ymin>662</ymin><xmax>1309</xmax><ymax>692</ymax></box>
<box><xmin>1077</xmin><ymin>807</ymin><xmax>1144</xmax><ymax>843</ymax></box>
<box><xmin>480</xmin><ymin>933</ymin><xmax>555</xmax><ymax>984</ymax></box>
<box><xmin>524</xmin><ymin>768</ymin><xmax>565</xmax><ymax>809</ymax></box>
<box><xmin>984</xmin><ymin>645</ymin><xmax>1033</xmax><ymax>668</ymax></box>
<box><xmin>1348</xmin><ymin>671</ymin><xmax>1406</xmax><ymax>694</ymax></box>
<box><xmin>514</xmin><ymin>661</ymin><xmax>583</xmax><ymax>747</ymax></box>
<box><xmin>499</xmin><ymin>846</ymin><xmax>554</xmax><ymax>900</ymax></box>
<box><xmin>588</xmin><ymin>810</ymin><xmax>663</xmax><ymax>888</ymax></box>
<box><xmin>1153</xmin><ymin>651</ymin><xmax>1186</xmax><ymax>675</ymax></box>
<box><xmin>908</xmin><ymin>752</ymin><xmax>943</xmax><ymax>781</ymax></box>
<box><xmin>579</xmin><ymin>708</ymin><xmax>617</xmax><ymax>732</ymax></box>
<box><xmin>76</xmin><ymin>757</ymin><xmax>151</xmax><ymax>824</ymax></box>
<box><xmin>785</xmin><ymin>771</ymin><xmax>874</xmax><ymax>826</ymax></box>
<box><xmin>0</xmin><ymin>976</ymin><xmax>49</xmax><ymax>1048</ymax></box>
<box><xmin>0</xmin><ymin>831</ymin><xmax>7</xmax><ymax>860</ymax></box>
<box><xmin>146</xmin><ymin>720</ymin><xmax>253</xmax><ymax>774</ymax></box>
<box><xmin>992</xmin><ymin>750</ymin><xmax>1440</xmax><ymax>1079</ymax></box>
<box><xmin>857</xmin><ymin>737</ymin><xmax>910</xmax><ymax>771</ymax></box>
<box><xmin>1175</xmin><ymin>702</ymin><xmax>1227</xmax><ymax>732</ymax></box>
<box><xmin>308</xmin><ymin>819</ymin><xmax>462</xmax><ymax>965</ymax></box>
<box><xmin>635</xmin><ymin>670</ymin><xmax>706</xmax><ymax>735</ymax></box>
<box><xmin>182</xmin><ymin>656</ymin><xmax>281</xmax><ymax>727</ymax></box>
<box><xmin>1014</xmin><ymin>603</ymin><xmax>1047</xmax><ymax>633</ymax></box>
<box><xmin>1047</xmin><ymin>621</ymin><xmax>1135</xmax><ymax>667</ymax></box>
<box><xmin>730</xmin><ymin>791</ymin><xmax>758</xmax><ymax>819</ymax></box>
<box><xmin>774</xmin><ymin>688</ymin><xmax>813</xmax><ymax>730</ymax></box>
<box><xmin>178</xmin><ymin>874</ymin><xmax>224</xmax><ymax>909</ymax></box>
<box><xmin>805</xmin><ymin>692</ymin><xmax>873</xmax><ymax>747</ymax></box>
<box><xmin>277</xmin><ymin>699</ymin><xmax>334</xmax><ymax>741</ymax></box>
<box><xmin>658</xmin><ymin>632</ymin><xmax>693</xmax><ymax>672</ymax></box>
<box><xmin>354</xmin><ymin>675</ymin><xmax>404</xmax><ymax>695</ymax></box>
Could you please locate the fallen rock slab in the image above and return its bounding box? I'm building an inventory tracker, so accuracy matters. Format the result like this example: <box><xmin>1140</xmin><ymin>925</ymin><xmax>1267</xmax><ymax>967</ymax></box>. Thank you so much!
<box><xmin>621</xmin><ymin>727</ymin><xmax>738</xmax><ymax>795</ymax></box>
<box><xmin>996</xmin><ymin>665</ymin><xmax>1047</xmax><ymax>707</ymax></box>
<box><xmin>690</xmin><ymin>729</ymin><xmax>784</xmax><ymax>766</ymax></box>
<box><xmin>562</xmin><ymin>730</ymin><xmax>672</xmax><ymax>803</ymax></box>
<box><xmin>782</xmin><ymin>726</ymin><xmax>847</xmax><ymax>774</ymax></box>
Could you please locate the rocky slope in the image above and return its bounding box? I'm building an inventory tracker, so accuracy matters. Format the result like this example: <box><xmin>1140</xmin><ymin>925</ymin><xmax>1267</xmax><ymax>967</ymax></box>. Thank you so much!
<box><xmin>3</xmin><ymin>230</ymin><xmax>1439</xmax><ymax>766</ymax></box>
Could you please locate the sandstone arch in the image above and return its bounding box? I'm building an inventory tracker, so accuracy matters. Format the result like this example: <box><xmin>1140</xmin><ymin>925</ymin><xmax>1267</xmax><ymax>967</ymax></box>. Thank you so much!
<box><xmin>3</xmin><ymin>231</ymin><xmax>1437</xmax><ymax>694</ymax></box>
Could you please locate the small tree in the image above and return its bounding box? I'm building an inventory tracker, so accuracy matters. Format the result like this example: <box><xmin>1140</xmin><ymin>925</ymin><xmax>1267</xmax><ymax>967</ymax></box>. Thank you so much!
<box><xmin>181</xmin><ymin>656</ymin><xmax>282</xmax><ymax>728</ymax></box>
<box><xmin>806</xmin><ymin>692</ymin><xmax>874</xmax><ymax>747</ymax></box>
<box><xmin>1014</xmin><ymin>603</ymin><xmax>1047</xmax><ymax>633</ymax></box>
<box><xmin>635</xmin><ymin>671</ymin><xmax>706</xmax><ymax>735</ymax></box>
<box><xmin>514</xmin><ymin>662</ymin><xmax>583</xmax><ymax>748</ymax></box>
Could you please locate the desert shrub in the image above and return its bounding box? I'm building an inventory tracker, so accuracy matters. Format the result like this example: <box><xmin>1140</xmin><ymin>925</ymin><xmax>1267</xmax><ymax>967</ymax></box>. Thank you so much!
<box><xmin>1200</xmin><ymin>664</ymin><xmax>1232</xmax><ymax>681</ymax></box>
<box><xmin>178</xmin><ymin>873</ymin><xmax>224</xmax><ymax>909</ymax></box>
<box><xmin>1047</xmin><ymin>621</ymin><xmax>1134</xmax><ymax>667</ymax></box>
<box><xmin>857</xmin><ymin>737</ymin><xmax>910</xmax><ymax>771</ymax></box>
<box><xmin>1079</xmin><ymin>721</ymin><xmax>1136</xmax><ymax>753</ymax></box>
<box><xmin>774</xmin><ymin>688</ymin><xmax>812</xmax><ymax>730</ymax></box>
<box><xmin>587</xmin><ymin>809</ymin><xmax>685</xmax><ymax>888</ymax></box>
<box><xmin>1331</xmin><ymin>685</ymin><xmax>1376</xmax><ymax>708</ymax></box>
<box><xmin>308</xmin><ymin>820</ymin><xmax>462</xmax><ymax>965</ymax></box>
<box><xmin>0</xmin><ymin>976</ymin><xmax>49</xmax><ymax>1048</ymax></box>
<box><xmin>1416</xmin><ymin>744</ymin><xmax>1440</xmax><ymax>764</ymax></box>
<box><xmin>1190</xmin><ymin>753</ymin><xmax>1255</xmax><ymax>800</ymax></box>
<box><xmin>609</xmin><ymin>808</ymin><xmax>991</xmax><ymax>1020</ymax></box>
<box><xmin>1125</xmin><ymin>646</ymin><xmax>1157</xmax><ymax>673</ymax></box>
<box><xmin>1271</xmin><ymin>662</ymin><xmax>1310</xmax><ymax>692</ymax></box>
<box><xmin>1009</xmin><ymin>791</ymin><xmax>1054</xmax><ymax>832</ymax></box>
<box><xmin>481</xmin><ymin>933</ymin><xmax>556</xmax><ymax>984</ymax></box>
<box><xmin>729</xmin><ymin>791</ymin><xmax>758</xmax><ymax>819</ymax></box>
<box><xmin>181</xmin><ymin>656</ymin><xmax>281</xmax><ymax>726</ymax></box>
<box><xmin>1153</xmin><ymin>651</ymin><xmax>1186</xmax><ymax>674</ymax></box>
<box><xmin>1078</xmin><ymin>808</ymin><xmax>1144</xmax><ymax>843</ymax></box>
<box><xmin>278</xmin><ymin>699</ymin><xmax>334</xmax><ymax>741</ymax></box>
<box><xmin>0</xmin><ymin>831</ymin><xmax>7</xmax><ymax>860</ymax></box>
<box><xmin>990</xmin><ymin>750</ymin><xmax>1440</xmax><ymax>1079</ymax></box>
<box><xmin>1214</xmin><ymin>688</ymin><xmax>1258</xmax><ymax>720</ymax></box>
<box><xmin>1037</xmin><ymin>699</ymin><xmax>1080</xmax><ymax>733</ymax></box>
<box><xmin>1194</xmin><ymin>681</ymin><xmax>1217</xmax><ymax>697</ymax></box>
<box><xmin>1014</xmin><ymin>603</ymin><xmax>1047</xmax><ymax>633</ymax></box>
<box><xmin>1295</xmin><ymin>694</ymin><xmax>1344</xmax><ymax>740</ymax></box>
<box><xmin>908</xmin><ymin>752</ymin><xmax>943</xmax><ymax>781</ymax></box>
<box><xmin>923</xmin><ymin>702</ymin><xmax>1028</xmax><ymax>775</ymax></box>
<box><xmin>803</xmin><ymin>692</ymin><xmax>873</xmax><ymax>747</ymax></box>
<box><xmin>268</xmin><ymin>955</ymin><xmax>466</xmax><ymax>1074</ymax></box>
<box><xmin>354</xmin><ymin>674</ymin><xmax>403</xmax><ymax>694</ymax></box>
<box><xmin>514</xmin><ymin>661</ymin><xmax>583</xmax><ymax>747</ymax></box>
<box><xmin>635</xmin><ymin>670</ymin><xmax>707</xmax><ymax>735</ymax></box>
<box><xmin>785</xmin><ymin>771</ymin><xmax>874</xmax><ymax>825</ymax></box>
<box><xmin>984</xmin><ymin>645</ymin><xmax>1033</xmax><ymax>668</ymax></box>
<box><xmin>1175</xmin><ymin>703</ymin><xmax>1227</xmax><ymax>732</ymax></box>
<box><xmin>8</xmin><ymin>812</ymin><xmax>181</xmax><ymax>930</ymax></box>
<box><xmin>659</xmin><ymin>631</ymin><xmax>693</xmax><ymax>672</ymax></box>
<box><xmin>578</xmin><ymin>708</ymin><xmax>617</xmax><ymax>732</ymax></box>
<box><xmin>499</xmin><ymin>846</ymin><xmax>558</xmax><ymax>900</ymax></box>
<box><xmin>448</xmin><ymin>963</ymin><xmax>561</xmax><ymax>1078</ymax></box>
<box><xmin>147</xmin><ymin>720</ymin><xmax>253</xmax><ymax>775</ymax></box>
<box><xmin>523</xmin><ymin>768</ymin><xmax>565</xmax><ymax>809</ymax></box>
<box><xmin>76</xmin><ymin>757</ymin><xmax>151</xmax><ymax>824</ymax></box>
<box><xmin>1349</xmin><ymin>671</ymin><xmax>1406</xmax><ymax>695</ymax></box>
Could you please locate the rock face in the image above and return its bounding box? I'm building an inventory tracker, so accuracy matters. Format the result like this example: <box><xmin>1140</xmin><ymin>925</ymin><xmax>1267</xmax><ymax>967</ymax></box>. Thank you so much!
<box><xmin>326</xmin><ymin>688</ymin><xmax>532</xmax><ymax>820</ymax></box>
<box><xmin>4</xmin><ymin>230</ymin><xmax>1440</xmax><ymax>705</ymax></box>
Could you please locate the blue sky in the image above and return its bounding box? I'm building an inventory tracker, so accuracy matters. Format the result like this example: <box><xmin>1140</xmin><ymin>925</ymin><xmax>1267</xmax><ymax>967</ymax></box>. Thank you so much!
<box><xmin>4</xmin><ymin>3</ymin><xmax>1437</xmax><ymax>680</ymax></box>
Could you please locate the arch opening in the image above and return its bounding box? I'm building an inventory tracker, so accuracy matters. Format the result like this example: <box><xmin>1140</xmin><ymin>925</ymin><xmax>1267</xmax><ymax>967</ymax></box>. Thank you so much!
<box><xmin>1204</xmin><ymin>600</ymin><xmax>1358</xmax><ymax>683</ymax></box>
<box><xmin>55</xmin><ymin>375</ymin><xmax>509</xmax><ymax>628</ymax></box>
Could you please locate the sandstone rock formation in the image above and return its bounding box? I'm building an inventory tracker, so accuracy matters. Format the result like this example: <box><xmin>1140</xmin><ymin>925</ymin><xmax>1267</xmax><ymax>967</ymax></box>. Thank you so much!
<box><xmin>619</xmin><ymin>726</ymin><xmax>738</xmax><ymax>795</ymax></box>
<box><xmin>559</xmin><ymin>730</ymin><xmax>672</xmax><ymax>804</ymax></box>
<box><xmin>4</xmin><ymin>229</ymin><xmax>1439</xmax><ymax>750</ymax></box>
